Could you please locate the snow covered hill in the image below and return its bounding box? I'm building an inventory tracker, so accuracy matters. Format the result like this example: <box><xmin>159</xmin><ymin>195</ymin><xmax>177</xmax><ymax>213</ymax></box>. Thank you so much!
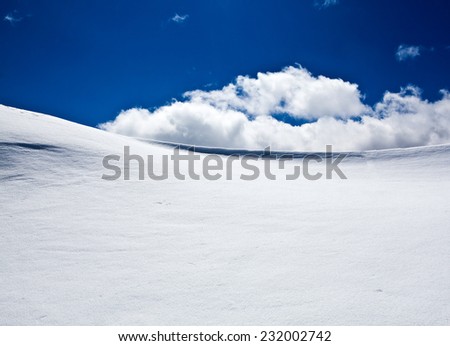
<box><xmin>0</xmin><ymin>104</ymin><xmax>449</xmax><ymax>325</ymax></box>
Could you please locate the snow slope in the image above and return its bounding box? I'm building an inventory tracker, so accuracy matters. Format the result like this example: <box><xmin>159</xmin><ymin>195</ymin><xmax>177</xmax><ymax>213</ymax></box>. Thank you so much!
<box><xmin>0</xmin><ymin>104</ymin><xmax>449</xmax><ymax>325</ymax></box>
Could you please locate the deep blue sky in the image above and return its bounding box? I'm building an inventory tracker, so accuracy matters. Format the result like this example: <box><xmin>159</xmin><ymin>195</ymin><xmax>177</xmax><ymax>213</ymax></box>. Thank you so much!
<box><xmin>1</xmin><ymin>0</ymin><xmax>449</xmax><ymax>126</ymax></box>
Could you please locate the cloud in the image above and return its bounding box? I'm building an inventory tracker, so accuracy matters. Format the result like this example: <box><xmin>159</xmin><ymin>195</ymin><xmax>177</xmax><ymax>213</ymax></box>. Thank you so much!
<box><xmin>396</xmin><ymin>45</ymin><xmax>421</xmax><ymax>61</ymax></box>
<box><xmin>100</xmin><ymin>66</ymin><xmax>450</xmax><ymax>152</ymax></box>
<box><xmin>184</xmin><ymin>66</ymin><xmax>368</xmax><ymax>120</ymax></box>
<box><xmin>3</xmin><ymin>12</ymin><xmax>22</xmax><ymax>25</ymax></box>
<box><xmin>171</xmin><ymin>13</ymin><xmax>189</xmax><ymax>23</ymax></box>
<box><xmin>315</xmin><ymin>0</ymin><xmax>339</xmax><ymax>9</ymax></box>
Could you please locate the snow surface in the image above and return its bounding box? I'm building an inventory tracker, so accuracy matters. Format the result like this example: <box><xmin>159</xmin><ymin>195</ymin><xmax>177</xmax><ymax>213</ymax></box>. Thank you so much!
<box><xmin>0</xmin><ymin>104</ymin><xmax>449</xmax><ymax>325</ymax></box>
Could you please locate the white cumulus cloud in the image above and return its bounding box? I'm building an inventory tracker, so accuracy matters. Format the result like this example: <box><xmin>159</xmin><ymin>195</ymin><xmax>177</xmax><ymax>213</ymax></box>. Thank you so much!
<box><xmin>100</xmin><ymin>66</ymin><xmax>450</xmax><ymax>152</ymax></box>
<box><xmin>171</xmin><ymin>13</ymin><xmax>189</xmax><ymax>23</ymax></box>
<box><xmin>185</xmin><ymin>66</ymin><xmax>368</xmax><ymax>120</ymax></box>
<box><xmin>3</xmin><ymin>12</ymin><xmax>22</xmax><ymax>25</ymax></box>
<box><xmin>396</xmin><ymin>45</ymin><xmax>421</xmax><ymax>61</ymax></box>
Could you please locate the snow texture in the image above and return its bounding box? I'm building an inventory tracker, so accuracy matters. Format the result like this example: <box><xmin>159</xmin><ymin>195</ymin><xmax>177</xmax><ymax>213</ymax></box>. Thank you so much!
<box><xmin>0</xmin><ymin>105</ymin><xmax>449</xmax><ymax>325</ymax></box>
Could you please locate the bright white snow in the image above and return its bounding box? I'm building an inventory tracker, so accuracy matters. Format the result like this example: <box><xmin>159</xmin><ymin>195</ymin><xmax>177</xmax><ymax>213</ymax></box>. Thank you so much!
<box><xmin>0</xmin><ymin>104</ymin><xmax>449</xmax><ymax>325</ymax></box>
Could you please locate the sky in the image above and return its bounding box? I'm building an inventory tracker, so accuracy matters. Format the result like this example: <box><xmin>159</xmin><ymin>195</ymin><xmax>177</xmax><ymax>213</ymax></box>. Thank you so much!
<box><xmin>1</xmin><ymin>0</ymin><xmax>450</xmax><ymax>150</ymax></box>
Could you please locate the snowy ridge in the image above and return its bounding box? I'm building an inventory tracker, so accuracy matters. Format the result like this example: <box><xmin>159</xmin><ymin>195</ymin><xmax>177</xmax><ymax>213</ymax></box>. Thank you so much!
<box><xmin>138</xmin><ymin>137</ymin><xmax>450</xmax><ymax>161</ymax></box>
<box><xmin>0</xmin><ymin>105</ymin><xmax>449</xmax><ymax>325</ymax></box>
